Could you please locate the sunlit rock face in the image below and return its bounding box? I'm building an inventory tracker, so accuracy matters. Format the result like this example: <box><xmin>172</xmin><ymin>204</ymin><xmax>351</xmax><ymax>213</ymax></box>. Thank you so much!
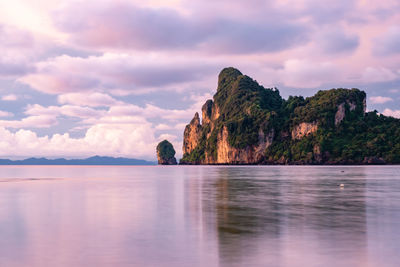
<box><xmin>291</xmin><ymin>122</ymin><xmax>318</xmax><ymax>140</ymax></box>
<box><xmin>183</xmin><ymin>112</ymin><xmax>202</xmax><ymax>156</ymax></box>
<box><xmin>180</xmin><ymin>67</ymin><xmax>399</xmax><ymax>165</ymax></box>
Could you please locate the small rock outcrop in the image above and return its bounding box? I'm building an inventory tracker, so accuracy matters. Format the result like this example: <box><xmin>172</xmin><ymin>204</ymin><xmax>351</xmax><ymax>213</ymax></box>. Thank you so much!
<box><xmin>156</xmin><ymin>140</ymin><xmax>177</xmax><ymax>165</ymax></box>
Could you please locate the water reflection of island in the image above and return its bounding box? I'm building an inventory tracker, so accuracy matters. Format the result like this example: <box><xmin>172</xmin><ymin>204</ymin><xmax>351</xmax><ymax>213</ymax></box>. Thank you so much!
<box><xmin>204</xmin><ymin>167</ymin><xmax>368</xmax><ymax>267</ymax></box>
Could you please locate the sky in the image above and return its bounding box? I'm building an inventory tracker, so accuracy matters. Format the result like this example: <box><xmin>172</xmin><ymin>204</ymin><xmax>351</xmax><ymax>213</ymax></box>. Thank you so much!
<box><xmin>0</xmin><ymin>0</ymin><xmax>399</xmax><ymax>160</ymax></box>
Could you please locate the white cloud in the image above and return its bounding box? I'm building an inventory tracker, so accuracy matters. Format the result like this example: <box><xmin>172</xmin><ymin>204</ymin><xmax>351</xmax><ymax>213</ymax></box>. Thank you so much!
<box><xmin>0</xmin><ymin>115</ymin><xmax>57</xmax><ymax>128</ymax></box>
<box><xmin>0</xmin><ymin>104</ymin><xmax>106</xmax><ymax>129</ymax></box>
<box><xmin>0</xmin><ymin>98</ymin><xmax>206</xmax><ymax>158</ymax></box>
<box><xmin>155</xmin><ymin>123</ymin><xmax>173</xmax><ymax>130</ymax></box>
<box><xmin>274</xmin><ymin>59</ymin><xmax>340</xmax><ymax>88</ymax></box>
<box><xmin>58</xmin><ymin>92</ymin><xmax>123</xmax><ymax>107</ymax></box>
<box><xmin>1</xmin><ymin>94</ymin><xmax>18</xmax><ymax>101</ymax></box>
<box><xmin>106</xmin><ymin>102</ymin><xmax>202</xmax><ymax>122</ymax></box>
<box><xmin>382</xmin><ymin>108</ymin><xmax>400</xmax><ymax>118</ymax></box>
<box><xmin>361</xmin><ymin>67</ymin><xmax>399</xmax><ymax>83</ymax></box>
<box><xmin>0</xmin><ymin>24</ymin><xmax>40</xmax><ymax>78</ymax></box>
<box><xmin>0</xmin><ymin>122</ymin><xmax>158</xmax><ymax>159</ymax></box>
<box><xmin>25</xmin><ymin>104</ymin><xmax>105</xmax><ymax>119</ymax></box>
<box><xmin>369</xmin><ymin>96</ymin><xmax>393</xmax><ymax>104</ymax></box>
<box><xmin>0</xmin><ymin>91</ymin><xmax>209</xmax><ymax>158</ymax></box>
<box><xmin>0</xmin><ymin>111</ymin><xmax>13</xmax><ymax>117</ymax></box>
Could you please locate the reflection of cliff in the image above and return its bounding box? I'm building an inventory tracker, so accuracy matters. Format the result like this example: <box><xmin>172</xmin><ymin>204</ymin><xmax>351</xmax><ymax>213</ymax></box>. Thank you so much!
<box><xmin>213</xmin><ymin>167</ymin><xmax>283</xmax><ymax>266</ymax></box>
<box><xmin>215</xmin><ymin>168</ymin><xmax>281</xmax><ymax>235</ymax></box>
<box><xmin>204</xmin><ymin>167</ymin><xmax>369</xmax><ymax>266</ymax></box>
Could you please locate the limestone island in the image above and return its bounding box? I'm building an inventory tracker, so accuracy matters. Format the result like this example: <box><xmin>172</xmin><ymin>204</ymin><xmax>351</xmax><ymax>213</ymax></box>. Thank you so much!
<box><xmin>180</xmin><ymin>67</ymin><xmax>400</xmax><ymax>165</ymax></box>
<box><xmin>156</xmin><ymin>140</ymin><xmax>177</xmax><ymax>165</ymax></box>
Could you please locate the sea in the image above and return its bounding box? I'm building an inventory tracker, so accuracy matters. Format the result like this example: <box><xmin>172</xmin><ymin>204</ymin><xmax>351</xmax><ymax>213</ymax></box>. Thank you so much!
<box><xmin>0</xmin><ymin>165</ymin><xmax>399</xmax><ymax>267</ymax></box>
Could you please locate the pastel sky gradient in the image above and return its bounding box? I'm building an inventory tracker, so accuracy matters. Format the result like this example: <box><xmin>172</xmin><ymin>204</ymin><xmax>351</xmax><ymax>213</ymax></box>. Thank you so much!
<box><xmin>0</xmin><ymin>0</ymin><xmax>399</xmax><ymax>160</ymax></box>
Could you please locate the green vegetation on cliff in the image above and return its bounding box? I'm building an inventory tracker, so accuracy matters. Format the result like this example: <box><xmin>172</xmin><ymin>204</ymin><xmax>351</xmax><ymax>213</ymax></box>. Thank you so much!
<box><xmin>181</xmin><ymin>67</ymin><xmax>400</xmax><ymax>164</ymax></box>
<box><xmin>156</xmin><ymin>140</ymin><xmax>177</xmax><ymax>165</ymax></box>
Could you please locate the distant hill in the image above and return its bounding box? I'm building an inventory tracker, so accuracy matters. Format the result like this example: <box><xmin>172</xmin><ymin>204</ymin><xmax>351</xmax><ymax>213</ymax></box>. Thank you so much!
<box><xmin>0</xmin><ymin>156</ymin><xmax>156</xmax><ymax>165</ymax></box>
<box><xmin>181</xmin><ymin>67</ymin><xmax>400</xmax><ymax>165</ymax></box>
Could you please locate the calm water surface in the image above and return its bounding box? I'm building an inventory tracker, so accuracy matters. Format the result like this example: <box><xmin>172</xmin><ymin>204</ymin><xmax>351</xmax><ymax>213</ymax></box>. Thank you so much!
<box><xmin>0</xmin><ymin>166</ymin><xmax>399</xmax><ymax>267</ymax></box>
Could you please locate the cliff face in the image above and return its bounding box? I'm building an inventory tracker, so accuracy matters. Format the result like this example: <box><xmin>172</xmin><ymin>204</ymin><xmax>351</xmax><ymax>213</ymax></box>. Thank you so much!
<box><xmin>202</xmin><ymin>126</ymin><xmax>274</xmax><ymax>164</ymax></box>
<box><xmin>183</xmin><ymin>112</ymin><xmax>202</xmax><ymax>155</ymax></box>
<box><xmin>180</xmin><ymin>67</ymin><xmax>400</xmax><ymax>165</ymax></box>
<box><xmin>181</xmin><ymin>67</ymin><xmax>281</xmax><ymax>164</ymax></box>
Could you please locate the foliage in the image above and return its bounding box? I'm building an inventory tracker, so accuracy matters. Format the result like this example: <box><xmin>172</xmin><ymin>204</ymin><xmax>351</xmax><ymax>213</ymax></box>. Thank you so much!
<box><xmin>181</xmin><ymin>68</ymin><xmax>400</xmax><ymax>164</ymax></box>
<box><xmin>156</xmin><ymin>140</ymin><xmax>175</xmax><ymax>160</ymax></box>
<box><xmin>211</xmin><ymin>68</ymin><xmax>282</xmax><ymax>150</ymax></box>
<box><xmin>291</xmin><ymin>88</ymin><xmax>366</xmax><ymax>127</ymax></box>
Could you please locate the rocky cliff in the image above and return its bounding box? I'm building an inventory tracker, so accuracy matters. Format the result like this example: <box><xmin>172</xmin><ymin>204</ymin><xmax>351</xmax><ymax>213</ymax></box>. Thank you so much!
<box><xmin>180</xmin><ymin>68</ymin><xmax>400</xmax><ymax>165</ymax></box>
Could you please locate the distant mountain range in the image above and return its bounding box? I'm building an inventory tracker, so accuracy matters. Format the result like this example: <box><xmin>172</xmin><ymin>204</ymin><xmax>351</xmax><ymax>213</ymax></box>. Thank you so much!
<box><xmin>0</xmin><ymin>156</ymin><xmax>156</xmax><ymax>165</ymax></box>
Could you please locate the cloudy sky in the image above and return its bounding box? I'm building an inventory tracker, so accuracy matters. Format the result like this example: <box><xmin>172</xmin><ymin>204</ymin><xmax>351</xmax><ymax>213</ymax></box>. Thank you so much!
<box><xmin>0</xmin><ymin>0</ymin><xmax>399</xmax><ymax>160</ymax></box>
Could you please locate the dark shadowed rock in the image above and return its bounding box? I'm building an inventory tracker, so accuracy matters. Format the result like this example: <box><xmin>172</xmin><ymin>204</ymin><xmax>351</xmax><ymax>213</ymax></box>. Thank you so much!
<box><xmin>156</xmin><ymin>140</ymin><xmax>177</xmax><ymax>165</ymax></box>
<box><xmin>363</xmin><ymin>157</ymin><xmax>386</xmax><ymax>165</ymax></box>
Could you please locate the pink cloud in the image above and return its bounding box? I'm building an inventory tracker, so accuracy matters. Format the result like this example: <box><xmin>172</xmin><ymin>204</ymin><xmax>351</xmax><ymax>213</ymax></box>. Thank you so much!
<box><xmin>0</xmin><ymin>57</ymin><xmax>33</xmax><ymax>78</ymax></box>
<box><xmin>258</xmin><ymin>59</ymin><xmax>342</xmax><ymax>88</ymax></box>
<box><xmin>58</xmin><ymin>92</ymin><xmax>123</xmax><ymax>107</ymax></box>
<box><xmin>10</xmin><ymin>96</ymin><xmax>206</xmax><ymax>158</ymax></box>
<box><xmin>19</xmin><ymin>54</ymin><xmax>216</xmax><ymax>94</ymax></box>
<box><xmin>0</xmin><ymin>24</ymin><xmax>37</xmax><ymax>77</ymax></box>
<box><xmin>53</xmin><ymin>1</ymin><xmax>311</xmax><ymax>54</ymax></box>
<box><xmin>53</xmin><ymin>2</ymin><xmax>203</xmax><ymax>50</ymax></box>
<box><xmin>106</xmin><ymin>100</ymin><xmax>206</xmax><ymax>122</ymax></box>
<box><xmin>369</xmin><ymin>96</ymin><xmax>393</xmax><ymax>104</ymax></box>
<box><xmin>25</xmin><ymin>104</ymin><xmax>105</xmax><ymax>119</ymax></box>
<box><xmin>0</xmin><ymin>24</ymin><xmax>34</xmax><ymax>48</ymax></box>
<box><xmin>0</xmin><ymin>115</ymin><xmax>57</xmax><ymax>128</ymax></box>
<box><xmin>382</xmin><ymin>108</ymin><xmax>400</xmax><ymax>118</ymax></box>
<box><xmin>0</xmin><ymin>111</ymin><xmax>13</xmax><ymax>117</ymax></box>
<box><xmin>1</xmin><ymin>94</ymin><xmax>18</xmax><ymax>101</ymax></box>
<box><xmin>361</xmin><ymin>67</ymin><xmax>399</xmax><ymax>83</ymax></box>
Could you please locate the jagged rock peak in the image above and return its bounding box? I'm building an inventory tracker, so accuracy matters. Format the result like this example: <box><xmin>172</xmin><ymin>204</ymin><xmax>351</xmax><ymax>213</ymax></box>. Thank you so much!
<box><xmin>190</xmin><ymin>112</ymin><xmax>200</xmax><ymax>125</ymax></box>
<box><xmin>183</xmin><ymin>112</ymin><xmax>202</xmax><ymax>155</ymax></box>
